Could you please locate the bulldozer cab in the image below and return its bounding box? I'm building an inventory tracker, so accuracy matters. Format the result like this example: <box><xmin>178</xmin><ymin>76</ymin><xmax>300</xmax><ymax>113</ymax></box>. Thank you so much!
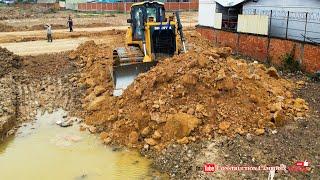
<box><xmin>129</xmin><ymin>2</ymin><xmax>165</xmax><ymax>40</ymax></box>
<box><xmin>112</xmin><ymin>1</ymin><xmax>186</xmax><ymax>96</ymax></box>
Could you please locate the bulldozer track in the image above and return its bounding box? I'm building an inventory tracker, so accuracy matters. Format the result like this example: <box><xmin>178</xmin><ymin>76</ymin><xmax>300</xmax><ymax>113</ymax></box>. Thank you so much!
<box><xmin>15</xmin><ymin>76</ymin><xmax>80</xmax><ymax>122</ymax></box>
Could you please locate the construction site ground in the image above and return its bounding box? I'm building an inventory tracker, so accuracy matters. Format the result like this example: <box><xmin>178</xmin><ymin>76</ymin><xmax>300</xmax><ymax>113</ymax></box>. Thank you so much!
<box><xmin>0</xmin><ymin>6</ymin><xmax>319</xmax><ymax>180</ymax></box>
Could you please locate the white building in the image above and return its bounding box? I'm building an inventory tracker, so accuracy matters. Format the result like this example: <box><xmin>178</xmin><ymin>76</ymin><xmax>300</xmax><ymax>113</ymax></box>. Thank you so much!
<box><xmin>198</xmin><ymin>0</ymin><xmax>320</xmax><ymax>43</ymax></box>
<box><xmin>198</xmin><ymin>0</ymin><xmax>246</xmax><ymax>29</ymax></box>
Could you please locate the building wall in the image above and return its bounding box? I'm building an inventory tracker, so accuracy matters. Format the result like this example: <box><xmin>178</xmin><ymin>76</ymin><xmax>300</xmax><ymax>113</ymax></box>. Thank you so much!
<box><xmin>77</xmin><ymin>2</ymin><xmax>199</xmax><ymax>12</ymax></box>
<box><xmin>198</xmin><ymin>0</ymin><xmax>216</xmax><ymax>27</ymax></box>
<box><xmin>196</xmin><ymin>26</ymin><xmax>320</xmax><ymax>73</ymax></box>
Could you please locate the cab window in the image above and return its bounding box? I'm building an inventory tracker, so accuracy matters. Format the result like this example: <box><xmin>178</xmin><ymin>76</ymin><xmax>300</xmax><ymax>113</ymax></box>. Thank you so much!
<box><xmin>146</xmin><ymin>7</ymin><xmax>157</xmax><ymax>21</ymax></box>
<box><xmin>132</xmin><ymin>7</ymin><xmax>144</xmax><ymax>40</ymax></box>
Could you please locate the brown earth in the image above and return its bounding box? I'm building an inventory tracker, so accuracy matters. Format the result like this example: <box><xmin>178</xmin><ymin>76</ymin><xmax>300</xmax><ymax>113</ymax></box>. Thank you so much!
<box><xmin>0</xmin><ymin>47</ymin><xmax>21</xmax><ymax>77</ymax></box>
<box><xmin>0</xmin><ymin>47</ymin><xmax>21</xmax><ymax>139</ymax></box>
<box><xmin>15</xmin><ymin>52</ymin><xmax>84</xmax><ymax>120</ymax></box>
<box><xmin>0</xmin><ymin>5</ymin><xmax>55</xmax><ymax>20</ymax></box>
<box><xmin>0</xmin><ymin>75</ymin><xmax>17</xmax><ymax>140</ymax></box>
<box><xmin>0</xmin><ymin>47</ymin><xmax>84</xmax><ymax>140</ymax></box>
<box><xmin>164</xmin><ymin>78</ymin><xmax>319</xmax><ymax>180</ymax></box>
<box><xmin>0</xmin><ymin>28</ymin><xmax>126</xmax><ymax>44</ymax></box>
<box><xmin>0</xmin><ymin>5</ymin><xmax>123</xmax><ymax>32</ymax></box>
<box><xmin>0</xmin><ymin>28</ymin><xmax>127</xmax><ymax>141</ymax></box>
<box><xmin>75</xmin><ymin>32</ymin><xmax>309</xmax><ymax>153</ymax></box>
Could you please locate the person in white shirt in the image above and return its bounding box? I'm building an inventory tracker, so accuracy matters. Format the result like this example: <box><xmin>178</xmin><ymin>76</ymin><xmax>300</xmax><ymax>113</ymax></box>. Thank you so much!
<box><xmin>45</xmin><ymin>24</ymin><xmax>53</xmax><ymax>42</ymax></box>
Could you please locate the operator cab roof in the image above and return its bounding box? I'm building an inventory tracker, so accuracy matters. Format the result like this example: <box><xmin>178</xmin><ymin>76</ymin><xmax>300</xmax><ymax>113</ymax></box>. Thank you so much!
<box><xmin>132</xmin><ymin>1</ymin><xmax>164</xmax><ymax>7</ymax></box>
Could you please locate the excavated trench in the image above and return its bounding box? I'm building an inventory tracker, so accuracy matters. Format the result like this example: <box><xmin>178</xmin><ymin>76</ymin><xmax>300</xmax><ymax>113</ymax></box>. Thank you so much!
<box><xmin>0</xmin><ymin>49</ymin><xmax>157</xmax><ymax>179</ymax></box>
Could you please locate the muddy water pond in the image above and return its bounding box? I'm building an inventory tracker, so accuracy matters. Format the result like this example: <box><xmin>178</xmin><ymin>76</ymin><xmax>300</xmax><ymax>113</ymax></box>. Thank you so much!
<box><xmin>0</xmin><ymin>109</ymin><xmax>153</xmax><ymax>180</ymax></box>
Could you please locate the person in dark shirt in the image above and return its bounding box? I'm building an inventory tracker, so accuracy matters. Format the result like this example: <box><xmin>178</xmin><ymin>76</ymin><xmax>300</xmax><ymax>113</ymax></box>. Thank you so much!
<box><xmin>67</xmin><ymin>16</ymin><xmax>73</xmax><ymax>32</ymax></box>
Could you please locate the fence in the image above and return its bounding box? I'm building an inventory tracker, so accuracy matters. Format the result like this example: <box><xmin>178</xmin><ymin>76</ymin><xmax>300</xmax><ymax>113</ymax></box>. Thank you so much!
<box><xmin>243</xmin><ymin>8</ymin><xmax>320</xmax><ymax>44</ymax></box>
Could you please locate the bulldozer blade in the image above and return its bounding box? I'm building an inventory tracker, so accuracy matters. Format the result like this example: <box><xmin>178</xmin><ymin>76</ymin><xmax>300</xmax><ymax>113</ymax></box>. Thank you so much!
<box><xmin>112</xmin><ymin>62</ymin><xmax>157</xmax><ymax>96</ymax></box>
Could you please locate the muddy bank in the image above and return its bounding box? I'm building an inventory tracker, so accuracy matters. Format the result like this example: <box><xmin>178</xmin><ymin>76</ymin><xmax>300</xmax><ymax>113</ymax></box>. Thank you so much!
<box><xmin>15</xmin><ymin>52</ymin><xmax>84</xmax><ymax>120</ymax></box>
<box><xmin>0</xmin><ymin>43</ymin><xmax>160</xmax><ymax>179</ymax></box>
<box><xmin>0</xmin><ymin>109</ymin><xmax>155</xmax><ymax>179</ymax></box>
<box><xmin>0</xmin><ymin>47</ymin><xmax>84</xmax><ymax>140</ymax></box>
<box><xmin>0</xmin><ymin>30</ymin><xmax>125</xmax><ymax>140</ymax></box>
<box><xmin>0</xmin><ymin>75</ymin><xmax>17</xmax><ymax>140</ymax></box>
<box><xmin>0</xmin><ymin>47</ymin><xmax>20</xmax><ymax>140</ymax></box>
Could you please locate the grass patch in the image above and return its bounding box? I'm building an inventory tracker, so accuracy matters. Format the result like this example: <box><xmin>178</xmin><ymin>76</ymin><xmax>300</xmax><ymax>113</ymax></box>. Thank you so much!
<box><xmin>282</xmin><ymin>53</ymin><xmax>301</xmax><ymax>72</ymax></box>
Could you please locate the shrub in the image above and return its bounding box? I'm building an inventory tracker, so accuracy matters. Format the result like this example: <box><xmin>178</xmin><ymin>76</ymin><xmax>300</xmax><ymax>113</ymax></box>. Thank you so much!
<box><xmin>282</xmin><ymin>53</ymin><xmax>301</xmax><ymax>72</ymax></box>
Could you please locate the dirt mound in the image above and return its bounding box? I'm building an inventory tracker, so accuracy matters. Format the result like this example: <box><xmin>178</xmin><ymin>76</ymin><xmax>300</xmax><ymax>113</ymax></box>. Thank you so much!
<box><xmin>0</xmin><ymin>76</ymin><xmax>17</xmax><ymax>139</ymax></box>
<box><xmin>0</xmin><ymin>5</ymin><xmax>56</xmax><ymax>20</ymax></box>
<box><xmin>69</xmin><ymin>41</ymin><xmax>115</xmax><ymax>116</ymax></box>
<box><xmin>83</xmin><ymin>46</ymin><xmax>308</xmax><ymax>150</ymax></box>
<box><xmin>0</xmin><ymin>48</ymin><xmax>20</xmax><ymax>139</ymax></box>
<box><xmin>0</xmin><ymin>47</ymin><xmax>21</xmax><ymax>78</ymax></box>
<box><xmin>69</xmin><ymin>34</ymin><xmax>125</xmax><ymax>99</ymax></box>
<box><xmin>21</xmin><ymin>53</ymin><xmax>73</xmax><ymax>78</ymax></box>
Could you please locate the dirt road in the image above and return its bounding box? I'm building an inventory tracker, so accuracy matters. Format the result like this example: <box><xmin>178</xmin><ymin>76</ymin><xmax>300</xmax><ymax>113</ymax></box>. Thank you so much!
<box><xmin>0</xmin><ymin>26</ymin><xmax>128</xmax><ymax>43</ymax></box>
<box><xmin>0</xmin><ymin>26</ymin><xmax>128</xmax><ymax>37</ymax></box>
<box><xmin>0</xmin><ymin>38</ymin><xmax>90</xmax><ymax>56</ymax></box>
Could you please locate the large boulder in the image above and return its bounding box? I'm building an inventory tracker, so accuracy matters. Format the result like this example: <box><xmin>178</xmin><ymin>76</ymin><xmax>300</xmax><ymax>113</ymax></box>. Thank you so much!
<box><xmin>163</xmin><ymin>113</ymin><xmax>200</xmax><ymax>140</ymax></box>
<box><xmin>87</xmin><ymin>95</ymin><xmax>107</xmax><ymax>111</ymax></box>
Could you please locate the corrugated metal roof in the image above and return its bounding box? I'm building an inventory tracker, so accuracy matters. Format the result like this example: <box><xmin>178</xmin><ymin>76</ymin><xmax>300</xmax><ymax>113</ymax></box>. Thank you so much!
<box><xmin>215</xmin><ymin>0</ymin><xmax>246</xmax><ymax>7</ymax></box>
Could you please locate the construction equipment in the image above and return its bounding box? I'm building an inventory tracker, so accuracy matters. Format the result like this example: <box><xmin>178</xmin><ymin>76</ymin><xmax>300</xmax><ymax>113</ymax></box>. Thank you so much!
<box><xmin>112</xmin><ymin>1</ymin><xmax>186</xmax><ymax>96</ymax></box>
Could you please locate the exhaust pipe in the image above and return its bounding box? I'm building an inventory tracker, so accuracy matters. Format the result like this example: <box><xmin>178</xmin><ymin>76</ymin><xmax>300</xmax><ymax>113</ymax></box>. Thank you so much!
<box><xmin>143</xmin><ymin>41</ymin><xmax>147</xmax><ymax>56</ymax></box>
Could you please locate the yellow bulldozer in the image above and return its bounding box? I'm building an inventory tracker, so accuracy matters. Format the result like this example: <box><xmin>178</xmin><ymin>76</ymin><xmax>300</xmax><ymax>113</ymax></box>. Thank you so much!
<box><xmin>112</xmin><ymin>1</ymin><xmax>186</xmax><ymax>96</ymax></box>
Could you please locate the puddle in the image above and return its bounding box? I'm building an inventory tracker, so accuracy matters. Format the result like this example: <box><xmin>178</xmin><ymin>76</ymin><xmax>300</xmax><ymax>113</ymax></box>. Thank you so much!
<box><xmin>0</xmin><ymin>109</ymin><xmax>153</xmax><ymax>180</ymax></box>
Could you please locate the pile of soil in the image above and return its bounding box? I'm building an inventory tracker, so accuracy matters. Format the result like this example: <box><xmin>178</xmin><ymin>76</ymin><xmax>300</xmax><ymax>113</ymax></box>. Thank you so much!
<box><xmin>0</xmin><ymin>5</ymin><xmax>55</xmax><ymax>20</ymax></box>
<box><xmin>78</xmin><ymin>36</ymin><xmax>309</xmax><ymax>150</ymax></box>
<box><xmin>21</xmin><ymin>53</ymin><xmax>72</xmax><ymax>78</ymax></box>
<box><xmin>0</xmin><ymin>76</ymin><xmax>17</xmax><ymax>139</ymax></box>
<box><xmin>0</xmin><ymin>48</ymin><xmax>19</xmax><ymax>139</ymax></box>
<box><xmin>0</xmin><ymin>47</ymin><xmax>20</xmax><ymax>78</ymax></box>
<box><xmin>69</xmin><ymin>40</ymin><xmax>115</xmax><ymax>113</ymax></box>
<box><xmin>68</xmin><ymin>31</ymin><xmax>125</xmax><ymax>103</ymax></box>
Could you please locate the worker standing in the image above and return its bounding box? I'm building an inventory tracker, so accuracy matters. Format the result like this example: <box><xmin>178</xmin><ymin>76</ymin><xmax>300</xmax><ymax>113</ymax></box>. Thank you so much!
<box><xmin>68</xmin><ymin>16</ymin><xmax>73</xmax><ymax>32</ymax></box>
<box><xmin>45</xmin><ymin>24</ymin><xmax>53</xmax><ymax>43</ymax></box>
